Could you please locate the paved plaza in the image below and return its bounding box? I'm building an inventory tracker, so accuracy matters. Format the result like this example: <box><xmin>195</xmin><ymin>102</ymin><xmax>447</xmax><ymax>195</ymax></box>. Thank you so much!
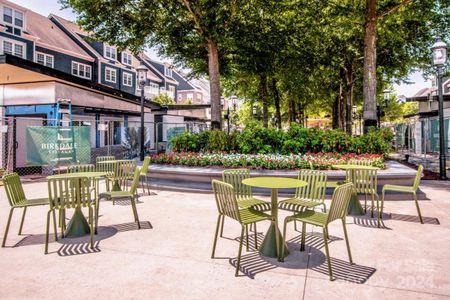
<box><xmin>0</xmin><ymin>179</ymin><xmax>449</xmax><ymax>299</ymax></box>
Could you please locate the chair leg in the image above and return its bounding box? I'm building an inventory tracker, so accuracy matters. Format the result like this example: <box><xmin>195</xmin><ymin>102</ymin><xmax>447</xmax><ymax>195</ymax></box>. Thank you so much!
<box><xmin>378</xmin><ymin>189</ymin><xmax>385</xmax><ymax>228</ymax></box>
<box><xmin>280</xmin><ymin>218</ymin><xmax>289</xmax><ymax>262</ymax></box>
<box><xmin>245</xmin><ymin>225</ymin><xmax>249</xmax><ymax>251</ymax></box>
<box><xmin>341</xmin><ymin>219</ymin><xmax>353</xmax><ymax>264</ymax></box>
<box><xmin>130</xmin><ymin>196</ymin><xmax>141</xmax><ymax>229</ymax></box>
<box><xmin>18</xmin><ymin>207</ymin><xmax>27</xmax><ymax>235</ymax></box>
<box><xmin>370</xmin><ymin>192</ymin><xmax>374</xmax><ymax>218</ymax></box>
<box><xmin>253</xmin><ymin>223</ymin><xmax>258</xmax><ymax>250</ymax></box>
<box><xmin>300</xmin><ymin>222</ymin><xmax>306</xmax><ymax>251</ymax></box>
<box><xmin>323</xmin><ymin>226</ymin><xmax>333</xmax><ymax>281</ymax></box>
<box><xmin>89</xmin><ymin>206</ymin><xmax>94</xmax><ymax>249</ymax></box>
<box><xmin>2</xmin><ymin>208</ymin><xmax>15</xmax><ymax>247</ymax></box>
<box><xmin>235</xmin><ymin>225</ymin><xmax>245</xmax><ymax>277</ymax></box>
<box><xmin>211</xmin><ymin>215</ymin><xmax>222</xmax><ymax>258</ymax></box>
<box><xmin>322</xmin><ymin>203</ymin><xmax>327</xmax><ymax>213</ymax></box>
<box><xmin>219</xmin><ymin>214</ymin><xmax>225</xmax><ymax>237</ymax></box>
<box><xmin>364</xmin><ymin>193</ymin><xmax>367</xmax><ymax>214</ymax></box>
<box><xmin>52</xmin><ymin>210</ymin><xmax>58</xmax><ymax>241</ymax></box>
<box><xmin>145</xmin><ymin>175</ymin><xmax>151</xmax><ymax>195</ymax></box>
<box><xmin>413</xmin><ymin>192</ymin><xmax>424</xmax><ymax>224</ymax></box>
<box><xmin>95</xmin><ymin>198</ymin><xmax>101</xmax><ymax>234</ymax></box>
<box><xmin>45</xmin><ymin>210</ymin><xmax>52</xmax><ymax>254</ymax></box>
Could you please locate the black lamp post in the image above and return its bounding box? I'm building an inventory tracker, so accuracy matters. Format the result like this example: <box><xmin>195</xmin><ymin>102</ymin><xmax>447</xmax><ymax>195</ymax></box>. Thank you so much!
<box><xmin>137</xmin><ymin>63</ymin><xmax>148</xmax><ymax>161</ymax></box>
<box><xmin>432</xmin><ymin>38</ymin><xmax>448</xmax><ymax>180</ymax></box>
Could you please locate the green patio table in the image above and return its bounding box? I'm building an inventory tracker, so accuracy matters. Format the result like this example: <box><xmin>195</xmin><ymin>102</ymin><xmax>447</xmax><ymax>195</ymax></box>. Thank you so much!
<box><xmin>47</xmin><ymin>172</ymin><xmax>108</xmax><ymax>237</ymax></box>
<box><xmin>331</xmin><ymin>164</ymin><xmax>380</xmax><ymax>215</ymax></box>
<box><xmin>242</xmin><ymin>176</ymin><xmax>307</xmax><ymax>259</ymax></box>
<box><xmin>97</xmin><ymin>159</ymin><xmax>135</xmax><ymax>191</ymax></box>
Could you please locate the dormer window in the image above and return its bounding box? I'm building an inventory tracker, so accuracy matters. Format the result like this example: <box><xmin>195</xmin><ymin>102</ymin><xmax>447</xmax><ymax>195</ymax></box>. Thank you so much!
<box><xmin>122</xmin><ymin>52</ymin><xmax>132</xmax><ymax>66</ymax></box>
<box><xmin>2</xmin><ymin>6</ymin><xmax>24</xmax><ymax>36</ymax></box>
<box><xmin>104</xmin><ymin>45</ymin><xmax>117</xmax><ymax>61</ymax></box>
<box><xmin>164</xmin><ymin>66</ymin><xmax>172</xmax><ymax>78</ymax></box>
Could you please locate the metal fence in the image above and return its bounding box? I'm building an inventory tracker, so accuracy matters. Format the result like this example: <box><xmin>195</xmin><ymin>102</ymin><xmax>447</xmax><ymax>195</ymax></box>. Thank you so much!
<box><xmin>0</xmin><ymin>116</ymin><xmax>207</xmax><ymax>178</ymax></box>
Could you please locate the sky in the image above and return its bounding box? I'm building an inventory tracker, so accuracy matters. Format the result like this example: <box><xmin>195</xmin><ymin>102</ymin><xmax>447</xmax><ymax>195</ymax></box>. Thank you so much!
<box><xmin>11</xmin><ymin>0</ymin><xmax>430</xmax><ymax>97</ymax></box>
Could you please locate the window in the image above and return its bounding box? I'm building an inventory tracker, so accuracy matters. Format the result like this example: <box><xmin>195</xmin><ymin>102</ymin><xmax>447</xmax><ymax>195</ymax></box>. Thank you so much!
<box><xmin>122</xmin><ymin>52</ymin><xmax>132</xmax><ymax>65</ymax></box>
<box><xmin>105</xmin><ymin>67</ymin><xmax>117</xmax><ymax>83</ymax></box>
<box><xmin>2</xmin><ymin>6</ymin><xmax>24</xmax><ymax>35</ymax></box>
<box><xmin>72</xmin><ymin>61</ymin><xmax>92</xmax><ymax>79</ymax></box>
<box><xmin>164</xmin><ymin>66</ymin><xmax>172</xmax><ymax>77</ymax></box>
<box><xmin>149</xmin><ymin>83</ymin><xmax>159</xmax><ymax>95</ymax></box>
<box><xmin>1</xmin><ymin>39</ymin><xmax>25</xmax><ymax>58</ymax></box>
<box><xmin>123</xmin><ymin>72</ymin><xmax>133</xmax><ymax>87</ymax></box>
<box><xmin>104</xmin><ymin>45</ymin><xmax>117</xmax><ymax>60</ymax></box>
<box><xmin>187</xmin><ymin>93</ymin><xmax>194</xmax><ymax>100</ymax></box>
<box><xmin>178</xmin><ymin>94</ymin><xmax>182</xmax><ymax>101</ymax></box>
<box><xmin>35</xmin><ymin>52</ymin><xmax>54</xmax><ymax>68</ymax></box>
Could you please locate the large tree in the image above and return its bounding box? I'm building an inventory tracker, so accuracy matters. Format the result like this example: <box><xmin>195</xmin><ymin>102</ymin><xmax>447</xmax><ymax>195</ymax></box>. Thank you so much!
<box><xmin>61</xmin><ymin>0</ymin><xmax>245</xmax><ymax>129</ymax></box>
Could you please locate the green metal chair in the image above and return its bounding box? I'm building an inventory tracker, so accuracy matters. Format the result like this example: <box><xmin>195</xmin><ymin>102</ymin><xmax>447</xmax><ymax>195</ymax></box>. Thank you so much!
<box><xmin>46</xmin><ymin>176</ymin><xmax>95</xmax><ymax>254</ymax></box>
<box><xmin>221</xmin><ymin>169</ymin><xmax>271</xmax><ymax>236</ymax></box>
<box><xmin>211</xmin><ymin>180</ymin><xmax>276</xmax><ymax>276</ymax></box>
<box><xmin>378</xmin><ymin>164</ymin><xmax>424</xmax><ymax>227</ymax></box>
<box><xmin>347</xmin><ymin>168</ymin><xmax>379</xmax><ymax>217</ymax></box>
<box><xmin>278</xmin><ymin>170</ymin><xmax>327</xmax><ymax>213</ymax></box>
<box><xmin>1</xmin><ymin>173</ymin><xmax>54</xmax><ymax>247</ymax></box>
<box><xmin>140</xmin><ymin>156</ymin><xmax>151</xmax><ymax>194</ymax></box>
<box><xmin>348</xmin><ymin>159</ymin><xmax>374</xmax><ymax>166</ymax></box>
<box><xmin>280</xmin><ymin>182</ymin><xmax>354</xmax><ymax>280</ymax></box>
<box><xmin>97</xmin><ymin>167</ymin><xmax>141</xmax><ymax>231</ymax></box>
<box><xmin>106</xmin><ymin>160</ymin><xmax>136</xmax><ymax>195</ymax></box>
<box><xmin>95</xmin><ymin>155</ymin><xmax>115</xmax><ymax>172</ymax></box>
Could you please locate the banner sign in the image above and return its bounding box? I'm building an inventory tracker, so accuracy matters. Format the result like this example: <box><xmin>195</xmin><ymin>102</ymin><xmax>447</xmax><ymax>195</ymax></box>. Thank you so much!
<box><xmin>26</xmin><ymin>126</ymin><xmax>91</xmax><ymax>166</ymax></box>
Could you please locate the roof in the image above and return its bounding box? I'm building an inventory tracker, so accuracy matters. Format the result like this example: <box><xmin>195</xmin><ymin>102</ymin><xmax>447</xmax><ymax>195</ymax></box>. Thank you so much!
<box><xmin>141</xmin><ymin>53</ymin><xmax>179</xmax><ymax>85</ymax></box>
<box><xmin>0</xmin><ymin>54</ymin><xmax>161</xmax><ymax>110</ymax></box>
<box><xmin>0</xmin><ymin>0</ymin><xmax>93</xmax><ymax>61</ymax></box>
<box><xmin>50</xmin><ymin>15</ymin><xmax>129</xmax><ymax>69</ymax></box>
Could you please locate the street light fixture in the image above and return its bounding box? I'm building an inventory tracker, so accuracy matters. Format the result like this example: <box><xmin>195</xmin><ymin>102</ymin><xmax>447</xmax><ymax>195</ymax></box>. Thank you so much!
<box><xmin>137</xmin><ymin>62</ymin><xmax>148</xmax><ymax>161</ymax></box>
<box><xmin>432</xmin><ymin>38</ymin><xmax>448</xmax><ymax>180</ymax></box>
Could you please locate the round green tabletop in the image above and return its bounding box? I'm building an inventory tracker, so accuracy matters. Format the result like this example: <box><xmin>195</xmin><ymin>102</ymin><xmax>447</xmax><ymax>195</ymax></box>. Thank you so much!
<box><xmin>332</xmin><ymin>164</ymin><xmax>380</xmax><ymax>170</ymax></box>
<box><xmin>242</xmin><ymin>176</ymin><xmax>307</xmax><ymax>189</ymax></box>
<box><xmin>47</xmin><ymin>171</ymin><xmax>109</xmax><ymax>180</ymax></box>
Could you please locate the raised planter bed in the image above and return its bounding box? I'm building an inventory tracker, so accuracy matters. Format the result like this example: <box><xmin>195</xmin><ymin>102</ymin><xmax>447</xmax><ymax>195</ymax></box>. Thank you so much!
<box><xmin>148</xmin><ymin>160</ymin><xmax>419</xmax><ymax>195</ymax></box>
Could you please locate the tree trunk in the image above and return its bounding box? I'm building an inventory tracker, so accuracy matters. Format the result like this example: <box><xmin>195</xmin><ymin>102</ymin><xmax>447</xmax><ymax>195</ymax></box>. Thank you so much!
<box><xmin>207</xmin><ymin>40</ymin><xmax>222</xmax><ymax>129</ymax></box>
<box><xmin>271</xmin><ymin>78</ymin><xmax>282</xmax><ymax>129</ymax></box>
<box><xmin>332</xmin><ymin>82</ymin><xmax>346</xmax><ymax>130</ymax></box>
<box><xmin>258</xmin><ymin>74</ymin><xmax>269</xmax><ymax>128</ymax></box>
<box><xmin>288</xmin><ymin>95</ymin><xmax>296</xmax><ymax>123</ymax></box>
<box><xmin>362</xmin><ymin>0</ymin><xmax>378</xmax><ymax>132</ymax></box>
<box><xmin>297</xmin><ymin>102</ymin><xmax>304</xmax><ymax>127</ymax></box>
<box><xmin>344</xmin><ymin>62</ymin><xmax>354</xmax><ymax>135</ymax></box>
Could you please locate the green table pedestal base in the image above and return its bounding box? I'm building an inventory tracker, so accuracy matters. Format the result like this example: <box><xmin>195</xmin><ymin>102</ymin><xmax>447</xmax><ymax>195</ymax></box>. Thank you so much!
<box><xmin>112</xmin><ymin>181</ymin><xmax>121</xmax><ymax>192</ymax></box>
<box><xmin>259</xmin><ymin>222</ymin><xmax>289</xmax><ymax>258</ymax></box>
<box><xmin>64</xmin><ymin>208</ymin><xmax>90</xmax><ymax>237</ymax></box>
<box><xmin>347</xmin><ymin>193</ymin><xmax>365</xmax><ymax>215</ymax></box>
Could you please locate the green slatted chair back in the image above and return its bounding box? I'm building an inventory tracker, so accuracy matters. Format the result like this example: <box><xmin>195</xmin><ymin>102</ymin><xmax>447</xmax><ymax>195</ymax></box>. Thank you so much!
<box><xmin>141</xmin><ymin>156</ymin><xmax>151</xmax><ymax>175</ymax></box>
<box><xmin>294</xmin><ymin>170</ymin><xmax>327</xmax><ymax>203</ymax></box>
<box><xmin>348</xmin><ymin>159</ymin><xmax>374</xmax><ymax>166</ymax></box>
<box><xmin>113</xmin><ymin>160</ymin><xmax>137</xmax><ymax>191</ymax></box>
<box><xmin>346</xmin><ymin>168</ymin><xmax>377</xmax><ymax>194</ymax></box>
<box><xmin>413</xmin><ymin>164</ymin><xmax>423</xmax><ymax>191</ymax></box>
<box><xmin>2</xmin><ymin>173</ymin><xmax>26</xmax><ymax>207</ymax></box>
<box><xmin>47</xmin><ymin>176</ymin><xmax>94</xmax><ymax>210</ymax></box>
<box><xmin>68</xmin><ymin>164</ymin><xmax>95</xmax><ymax>173</ymax></box>
<box><xmin>326</xmin><ymin>182</ymin><xmax>353</xmax><ymax>224</ymax></box>
<box><xmin>212</xmin><ymin>180</ymin><xmax>241</xmax><ymax>222</ymax></box>
<box><xmin>130</xmin><ymin>167</ymin><xmax>142</xmax><ymax>195</ymax></box>
<box><xmin>222</xmin><ymin>169</ymin><xmax>253</xmax><ymax>200</ymax></box>
<box><xmin>96</xmin><ymin>156</ymin><xmax>116</xmax><ymax>172</ymax></box>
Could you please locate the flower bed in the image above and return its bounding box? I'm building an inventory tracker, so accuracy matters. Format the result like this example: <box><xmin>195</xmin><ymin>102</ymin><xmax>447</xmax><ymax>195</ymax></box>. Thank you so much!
<box><xmin>150</xmin><ymin>152</ymin><xmax>385</xmax><ymax>170</ymax></box>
